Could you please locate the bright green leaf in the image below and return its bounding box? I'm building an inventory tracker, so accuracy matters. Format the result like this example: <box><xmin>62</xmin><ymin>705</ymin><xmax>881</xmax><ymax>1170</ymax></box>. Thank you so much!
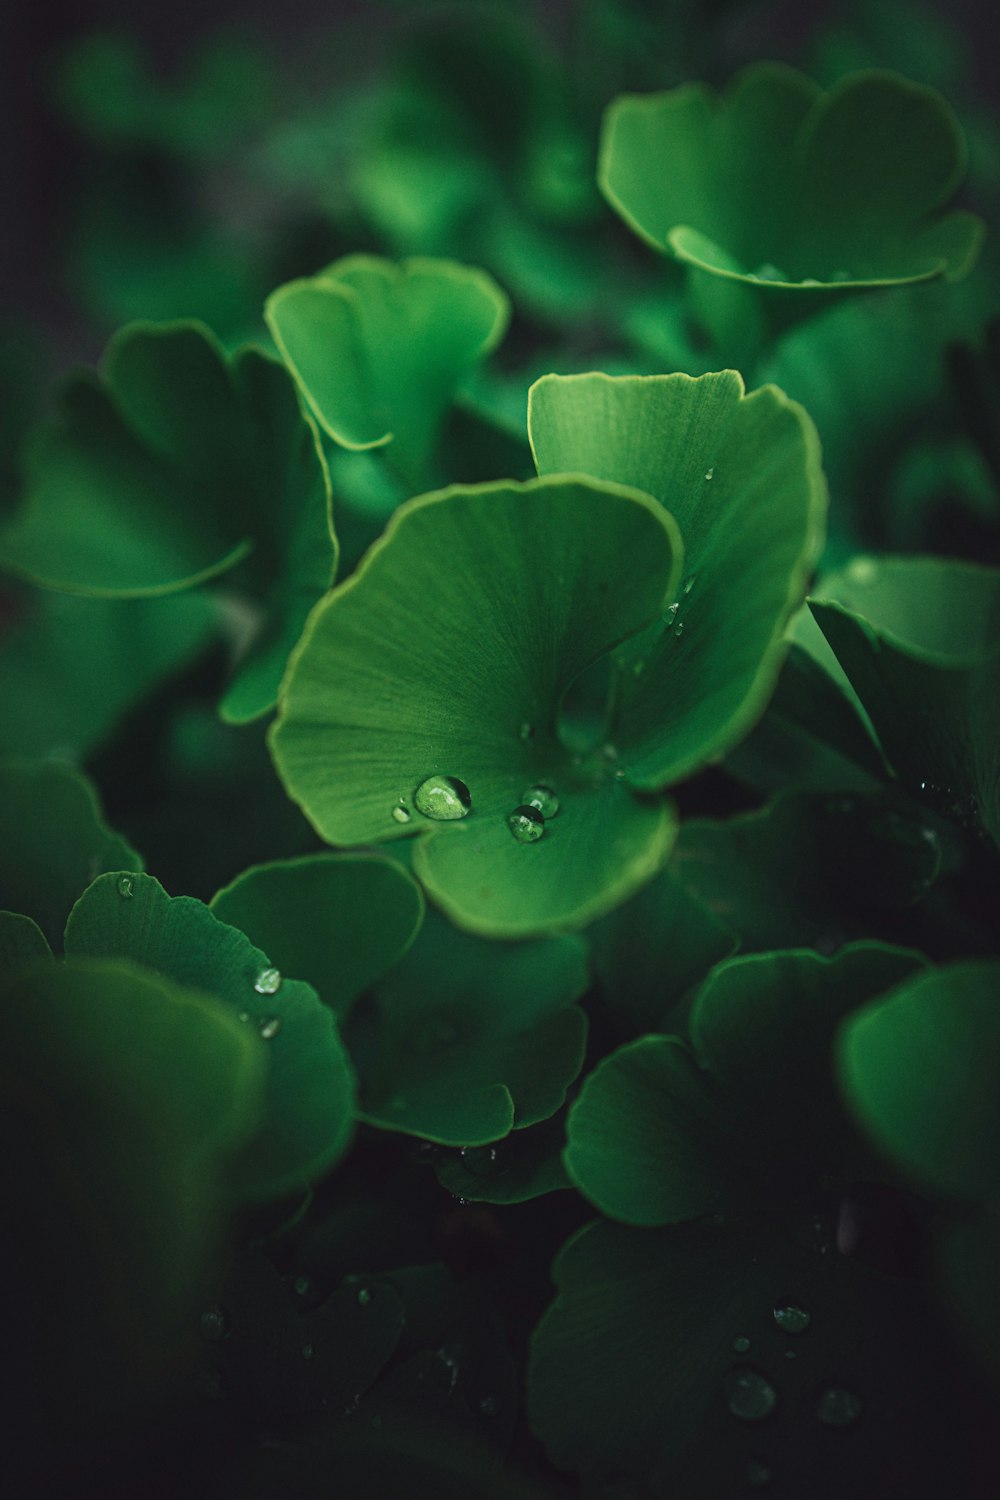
<box><xmin>270</xmin><ymin>476</ymin><xmax>683</xmax><ymax>937</ymax></box>
<box><xmin>528</xmin><ymin>371</ymin><xmax>827</xmax><ymax>787</ymax></box>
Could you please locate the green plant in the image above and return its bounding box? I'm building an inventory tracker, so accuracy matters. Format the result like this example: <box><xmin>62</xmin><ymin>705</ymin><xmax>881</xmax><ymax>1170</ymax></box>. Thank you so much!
<box><xmin>3</xmin><ymin>2</ymin><xmax>1000</xmax><ymax>1494</ymax></box>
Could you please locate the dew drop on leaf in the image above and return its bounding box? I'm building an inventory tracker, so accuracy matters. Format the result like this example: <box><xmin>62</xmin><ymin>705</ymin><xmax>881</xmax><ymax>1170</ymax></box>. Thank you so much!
<box><xmin>392</xmin><ymin>800</ymin><xmax>411</xmax><ymax>824</ymax></box>
<box><xmin>254</xmin><ymin>967</ymin><xmax>282</xmax><ymax>995</ymax></box>
<box><xmin>674</xmin><ymin>621</ymin><xmax>685</xmax><ymax>638</ymax></box>
<box><xmin>773</xmin><ymin>1300</ymin><xmax>811</xmax><ymax>1334</ymax></box>
<box><xmin>732</xmin><ymin>1336</ymin><xmax>751</xmax><ymax>1354</ymax></box>
<box><xmin>259</xmin><ymin>1016</ymin><xmax>282</xmax><ymax>1040</ymax></box>
<box><xmin>816</xmin><ymin>1386</ymin><xmax>863</xmax><ymax>1427</ymax></box>
<box><xmin>704</xmin><ymin>467</ymin><xmax>715</xmax><ymax>480</ymax></box>
<box><xmin>199</xmin><ymin>1305</ymin><xmax>231</xmax><ymax>1343</ymax></box>
<box><xmin>753</xmin><ymin>264</ymin><xmax>787</xmax><ymax>282</ymax></box>
<box><xmin>292</xmin><ymin>1275</ymin><xmax>313</xmax><ymax>1299</ymax></box>
<box><xmin>665</xmin><ymin>602</ymin><xmax>680</xmax><ymax>625</ymax></box>
<box><xmin>724</xmin><ymin>1367</ymin><xmax>777</xmax><ymax>1422</ymax></box>
<box><xmin>508</xmin><ymin>804</ymin><xmax>545</xmax><ymax>843</ymax></box>
<box><xmin>356</xmin><ymin>1286</ymin><xmax>371</xmax><ymax>1307</ymax></box>
<box><xmin>522</xmin><ymin>783</ymin><xmax>559</xmax><ymax>817</ymax></box>
<box><xmin>682</xmin><ymin>574</ymin><xmax>696</xmax><ymax>596</ymax></box>
<box><xmin>414</xmin><ymin>775</ymin><xmax>472</xmax><ymax>820</ymax></box>
<box><xmin>116</xmin><ymin>874</ymin><xmax>134</xmax><ymax>899</ymax></box>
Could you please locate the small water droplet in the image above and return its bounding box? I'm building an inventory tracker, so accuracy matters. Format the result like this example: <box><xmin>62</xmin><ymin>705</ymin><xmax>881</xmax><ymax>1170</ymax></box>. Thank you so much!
<box><xmin>847</xmin><ymin>556</ymin><xmax>878</xmax><ymax>585</ymax></box>
<box><xmin>665</xmin><ymin>602</ymin><xmax>680</xmax><ymax>624</ymax></box>
<box><xmin>518</xmin><ymin>722</ymin><xmax>534</xmax><ymax>742</ymax></box>
<box><xmin>116</xmin><ymin>874</ymin><xmax>134</xmax><ymax>899</ymax></box>
<box><xmin>357</xmin><ymin>1287</ymin><xmax>371</xmax><ymax>1307</ymax></box>
<box><xmin>479</xmin><ymin>1394</ymin><xmax>500</xmax><ymax>1416</ymax></box>
<box><xmin>522</xmin><ymin>783</ymin><xmax>559</xmax><ymax>817</ymax></box>
<box><xmin>746</xmin><ymin>1458</ymin><xmax>772</xmax><ymax>1489</ymax></box>
<box><xmin>816</xmin><ymin>1386</ymin><xmax>862</xmax><ymax>1427</ymax></box>
<box><xmin>200</xmin><ymin>1305</ymin><xmax>230</xmax><ymax>1343</ymax></box>
<box><xmin>704</xmin><ymin>467</ymin><xmax>715</xmax><ymax>480</ymax></box>
<box><xmin>259</xmin><ymin>1016</ymin><xmax>282</xmax><ymax>1040</ymax></box>
<box><xmin>725</xmin><ymin>1367</ymin><xmax>777</xmax><ymax>1422</ymax></box>
<box><xmin>300</xmin><ymin>1343</ymin><xmax>315</xmax><ymax>1361</ymax></box>
<box><xmin>254</xmin><ymin>967</ymin><xmax>282</xmax><ymax>995</ymax></box>
<box><xmin>733</xmin><ymin>1336</ymin><xmax>751</xmax><ymax>1353</ymax></box>
<box><xmin>801</xmin><ymin>277</ymin><xmax>822</xmax><ymax>287</ymax></box>
<box><xmin>292</xmin><ymin>1275</ymin><xmax>313</xmax><ymax>1299</ymax></box>
<box><xmin>754</xmin><ymin>264</ymin><xmax>787</xmax><ymax>283</ymax></box>
<box><xmin>682</xmin><ymin>574</ymin><xmax>696</xmax><ymax>596</ymax></box>
<box><xmin>414</xmin><ymin>775</ymin><xmax>472</xmax><ymax>821</ymax></box>
<box><xmin>508</xmin><ymin>804</ymin><xmax>545</xmax><ymax>843</ymax></box>
<box><xmin>773</xmin><ymin>1300</ymin><xmax>811</xmax><ymax>1335</ymax></box>
<box><xmin>392</xmin><ymin>800</ymin><xmax>411</xmax><ymax>824</ymax></box>
<box><xmin>237</xmin><ymin>1011</ymin><xmax>250</xmax><ymax>1023</ymax></box>
<box><xmin>674</xmin><ymin>620</ymin><xmax>685</xmax><ymax>638</ymax></box>
<box><xmin>785</xmin><ymin>1350</ymin><xmax>797</xmax><ymax>1360</ymax></box>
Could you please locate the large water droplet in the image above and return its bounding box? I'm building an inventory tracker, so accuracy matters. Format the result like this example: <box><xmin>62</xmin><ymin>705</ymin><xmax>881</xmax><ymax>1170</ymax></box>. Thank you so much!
<box><xmin>392</xmin><ymin>800</ymin><xmax>411</xmax><ymax>824</ymax></box>
<box><xmin>704</xmin><ymin>467</ymin><xmax>715</xmax><ymax>481</ymax></box>
<box><xmin>200</xmin><ymin>1305</ymin><xmax>231</xmax><ymax>1343</ymax></box>
<box><xmin>732</xmin><ymin>1336</ymin><xmax>751</xmax><ymax>1354</ymax></box>
<box><xmin>414</xmin><ymin>775</ymin><xmax>472</xmax><ymax>821</ymax></box>
<box><xmin>259</xmin><ymin>1016</ymin><xmax>282</xmax><ymax>1040</ymax></box>
<box><xmin>508</xmin><ymin>804</ymin><xmax>545</xmax><ymax>843</ymax></box>
<box><xmin>522</xmin><ymin>783</ymin><xmax>559</xmax><ymax>817</ymax></box>
<box><xmin>746</xmin><ymin>1458</ymin><xmax>772</xmax><ymax>1489</ymax></box>
<box><xmin>254</xmin><ymin>967</ymin><xmax>282</xmax><ymax>995</ymax></box>
<box><xmin>725</xmin><ymin>1367</ymin><xmax>777</xmax><ymax>1422</ymax></box>
<box><xmin>117</xmin><ymin>874</ymin><xmax>135</xmax><ymax>899</ymax></box>
<box><xmin>773</xmin><ymin>1300</ymin><xmax>811</xmax><ymax>1334</ymax></box>
<box><xmin>816</xmin><ymin>1386</ymin><xmax>862</xmax><ymax>1427</ymax></box>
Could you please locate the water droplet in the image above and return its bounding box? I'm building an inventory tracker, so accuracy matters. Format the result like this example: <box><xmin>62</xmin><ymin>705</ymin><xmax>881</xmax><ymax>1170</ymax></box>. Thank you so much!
<box><xmin>682</xmin><ymin>574</ymin><xmax>696</xmax><ymax>596</ymax></box>
<box><xmin>357</xmin><ymin>1287</ymin><xmax>371</xmax><ymax>1307</ymax></box>
<box><xmin>773</xmin><ymin>1300</ymin><xmax>811</xmax><ymax>1334</ymax></box>
<box><xmin>116</xmin><ymin>874</ymin><xmax>134</xmax><ymax>899</ymax></box>
<box><xmin>292</xmin><ymin>1275</ymin><xmax>313</xmax><ymax>1299</ymax></box>
<box><xmin>816</xmin><ymin>1386</ymin><xmax>862</xmax><ymax>1427</ymax></box>
<box><xmin>704</xmin><ymin>467</ymin><xmax>715</xmax><ymax>480</ymax></box>
<box><xmin>725</xmin><ymin>1367</ymin><xmax>777</xmax><ymax>1422</ymax></box>
<box><xmin>754</xmin><ymin>263</ymin><xmax>787</xmax><ymax>283</ymax></box>
<box><xmin>518</xmin><ymin>722</ymin><xmax>534</xmax><ymax>742</ymax></box>
<box><xmin>254</xmin><ymin>967</ymin><xmax>282</xmax><ymax>995</ymax></box>
<box><xmin>301</xmin><ymin>1343</ymin><xmax>315</xmax><ymax>1361</ymax></box>
<box><xmin>259</xmin><ymin>1016</ymin><xmax>282</xmax><ymax>1040</ymax></box>
<box><xmin>237</xmin><ymin>1011</ymin><xmax>250</xmax><ymax>1023</ymax></box>
<box><xmin>732</xmin><ymin>1336</ymin><xmax>751</xmax><ymax>1354</ymax></box>
<box><xmin>522</xmin><ymin>783</ymin><xmax>559</xmax><ymax>817</ymax></box>
<box><xmin>665</xmin><ymin>602</ymin><xmax>680</xmax><ymax>625</ymax></box>
<box><xmin>508</xmin><ymin>804</ymin><xmax>545</xmax><ymax>843</ymax></box>
<box><xmin>746</xmin><ymin>1459</ymin><xmax>772</xmax><ymax>1489</ymax></box>
<box><xmin>414</xmin><ymin>775</ymin><xmax>472</xmax><ymax>821</ymax></box>
<box><xmin>392</xmin><ymin>800</ymin><xmax>411</xmax><ymax>824</ymax></box>
<box><xmin>801</xmin><ymin>277</ymin><xmax>822</xmax><ymax>286</ymax></box>
<box><xmin>674</xmin><ymin>620</ymin><xmax>685</xmax><ymax>638</ymax></box>
<box><xmin>479</xmin><ymin>1395</ymin><xmax>500</xmax><ymax>1416</ymax></box>
<box><xmin>847</xmin><ymin>556</ymin><xmax>878</xmax><ymax>585</ymax></box>
<box><xmin>200</xmin><ymin>1305</ymin><xmax>230</xmax><ymax>1343</ymax></box>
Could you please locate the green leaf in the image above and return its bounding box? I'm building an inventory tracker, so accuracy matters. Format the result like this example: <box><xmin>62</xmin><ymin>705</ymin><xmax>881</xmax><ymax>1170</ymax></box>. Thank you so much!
<box><xmin>352</xmin><ymin>908</ymin><xmax>588</xmax><ymax>1145</ymax></box>
<box><xmin>0</xmin><ymin>909</ymin><xmax>51</xmax><ymax>973</ymax></box>
<box><xmin>673</xmin><ymin>791</ymin><xmax>943</xmax><ymax>953</ymax></box>
<box><xmin>270</xmin><ymin>475</ymin><xmax>683</xmax><ymax>937</ymax></box>
<box><xmin>528</xmin><ymin>372</ymin><xmax>827</xmax><ymax>786</ymax></box>
<box><xmin>64</xmin><ymin>872</ymin><xmax>356</xmax><ymax>1202</ymax></box>
<box><xmin>434</xmin><ymin>1111</ymin><xmax>572</xmax><ymax>1204</ymax></box>
<box><xmin>210</xmin><ymin>853</ymin><xmax>425</xmax><ymax>1019</ymax></box>
<box><xmin>0</xmin><ymin>586</ymin><xmax>217</xmax><ymax>759</ymax></box>
<box><xmin>529</xmin><ymin>1214</ymin><xmax>965</xmax><ymax>1495</ymax></box>
<box><xmin>810</xmin><ymin>556</ymin><xmax>1000</xmax><ymax>844</ymax></box>
<box><xmin>0</xmin><ymin>760</ymin><xmax>142</xmax><ymax>945</ymax></box>
<box><xmin>599</xmin><ymin>65</ymin><xmax>982</xmax><ymax>305</ymax></box>
<box><xmin>565</xmin><ymin>944</ymin><xmax>926</xmax><ymax>1225</ymax></box>
<box><xmin>838</xmin><ymin>960</ymin><xmax>1000</xmax><ymax>1202</ymax></box>
<box><xmin>265</xmin><ymin>256</ymin><xmax>509</xmax><ymax>485</ymax></box>
<box><xmin>0</xmin><ymin>956</ymin><xmax>263</xmax><ymax>1437</ymax></box>
<box><xmin>589</xmin><ymin>865</ymin><xmax>736</xmax><ymax>1038</ymax></box>
<box><xmin>0</xmin><ymin>330</ymin><xmax>335</xmax><ymax>721</ymax></box>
